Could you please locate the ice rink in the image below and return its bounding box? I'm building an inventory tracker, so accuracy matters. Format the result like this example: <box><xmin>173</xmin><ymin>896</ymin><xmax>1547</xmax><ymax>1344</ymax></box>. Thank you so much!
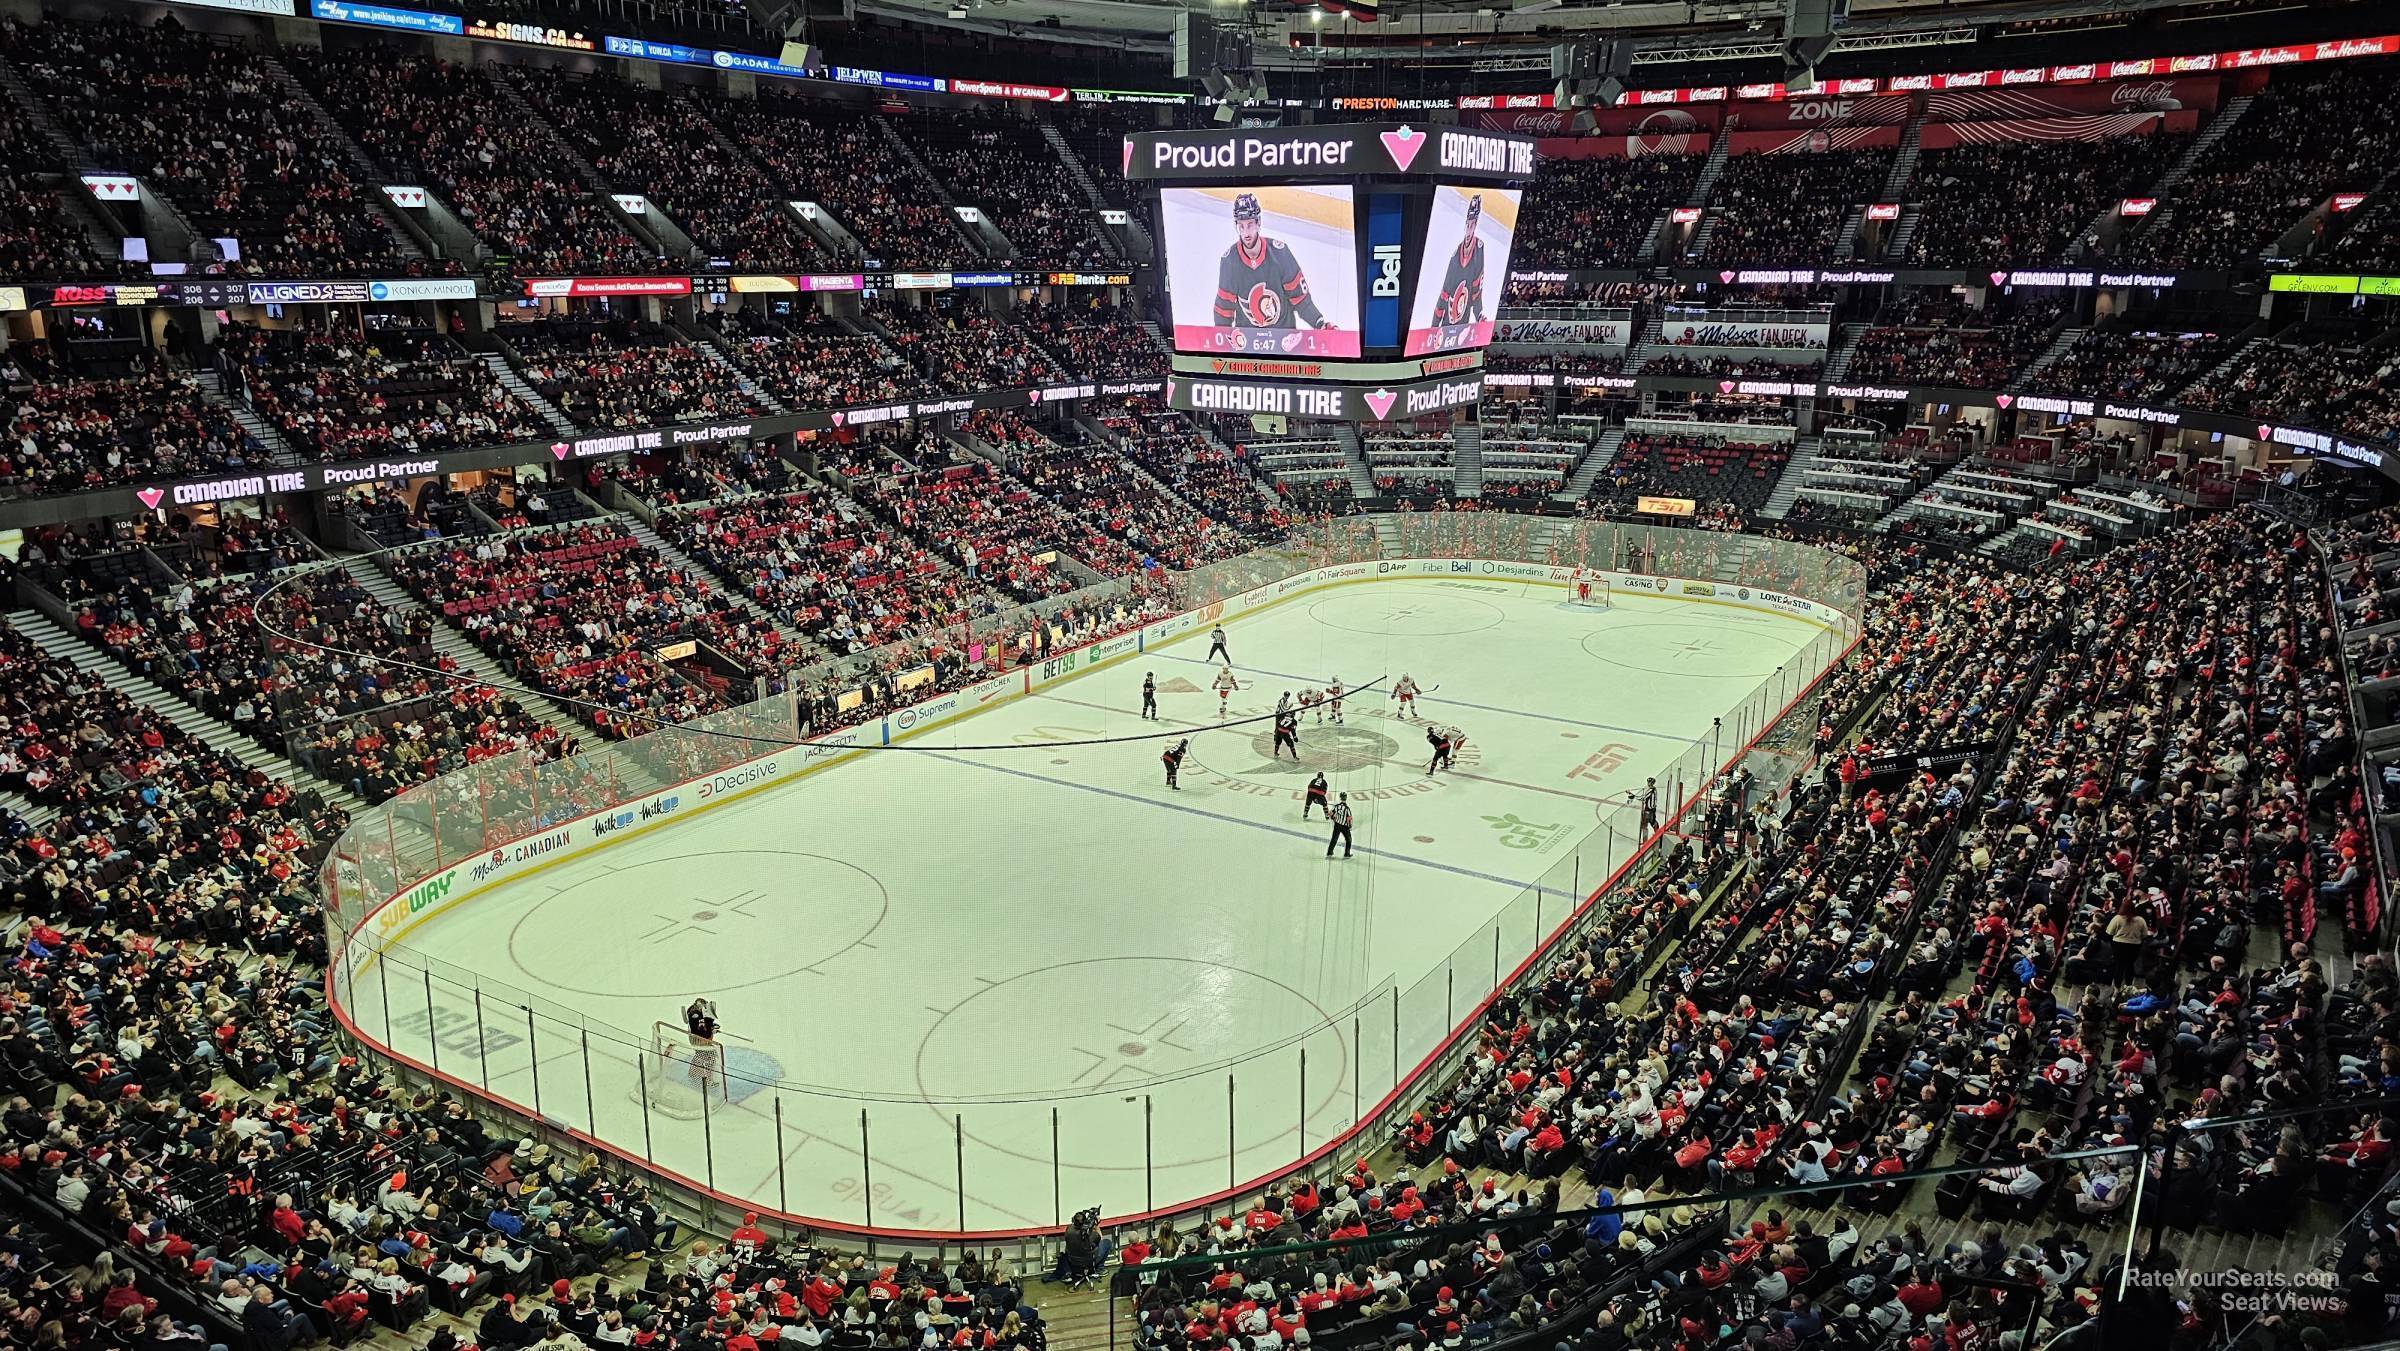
<box><xmin>346</xmin><ymin>575</ymin><xmax>1830</xmax><ymax>1232</ymax></box>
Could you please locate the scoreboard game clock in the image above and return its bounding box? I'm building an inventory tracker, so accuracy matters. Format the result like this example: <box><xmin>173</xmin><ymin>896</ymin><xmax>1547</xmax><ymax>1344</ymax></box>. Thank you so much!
<box><xmin>1124</xmin><ymin>123</ymin><xmax>1538</xmax><ymax>425</ymax></box>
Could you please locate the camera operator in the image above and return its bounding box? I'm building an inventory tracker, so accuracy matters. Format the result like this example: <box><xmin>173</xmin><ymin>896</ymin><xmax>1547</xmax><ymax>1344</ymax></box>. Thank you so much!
<box><xmin>1051</xmin><ymin>1207</ymin><xmax>1108</xmax><ymax>1283</ymax></box>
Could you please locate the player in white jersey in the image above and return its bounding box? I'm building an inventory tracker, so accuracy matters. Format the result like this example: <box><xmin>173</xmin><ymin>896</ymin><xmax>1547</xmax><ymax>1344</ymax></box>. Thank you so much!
<box><xmin>1212</xmin><ymin>666</ymin><xmax>1241</xmax><ymax>716</ymax></box>
<box><xmin>1392</xmin><ymin>675</ymin><xmax>1421</xmax><ymax>719</ymax></box>
<box><xmin>1323</xmin><ymin>680</ymin><xmax>1345</xmax><ymax>724</ymax></box>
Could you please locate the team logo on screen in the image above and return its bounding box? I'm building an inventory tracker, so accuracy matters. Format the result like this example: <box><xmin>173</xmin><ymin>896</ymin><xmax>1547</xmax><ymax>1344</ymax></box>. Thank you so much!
<box><xmin>1244</xmin><ymin>283</ymin><xmax>1284</xmax><ymax>325</ymax></box>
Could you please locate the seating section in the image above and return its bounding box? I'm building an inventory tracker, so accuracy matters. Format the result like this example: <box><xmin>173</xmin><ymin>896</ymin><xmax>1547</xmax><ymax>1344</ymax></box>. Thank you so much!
<box><xmin>2181</xmin><ymin>330</ymin><xmax>2400</xmax><ymax>445</ymax></box>
<box><xmin>1096</xmin><ymin>404</ymin><xmax>1288</xmax><ymax>540</ymax></box>
<box><xmin>504</xmin><ymin>321</ymin><xmax>764</xmax><ymax>429</ymax></box>
<box><xmin>0</xmin><ymin>98</ymin><xmax>111</xmax><ymax>279</ymax></box>
<box><xmin>2127</xmin><ymin>57</ymin><xmax>2400</xmax><ymax>267</ymax></box>
<box><xmin>509</xmin><ymin>70</ymin><xmax>819</xmax><ymax>271</ymax></box>
<box><xmin>1846</xmin><ymin>296</ymin><xmax>2067</xmax><ymax>387</ymax></box>
<box><xmin>659</xmin><ymin>486</ymin><xmax>1000</xmax><ymax>655</ymax></box>
<box><xmin>8</xmin><ymin>17</ymin><xmax>416</xmax><ymax>276</ymax></box>
<box><xmin>1022</xmin><ymin>300</ymin><xmax>1168</xmax><ymax>381</ymax></box>
<box><xmin>1592</xmin><ymin>433</ymin><xmax>1791</xmax><ymax>519</ymax></box>
<box><xmin>711</xmin><ymin>90</ymin><xmax>973</xmax><ymax>266</ymax></box>
<box><xmin>388</xmin><ymin>522</ymin><xmax>774</xmax><ymax>737</ymax></box>
<box><xmin>2327</xmin><ymin>192</ymin><xmax>2400</xmax><ymax>275</ymax></box>
<box><xmin>1516</xmin><ymin>154</ymin><xmax>1704</xmax><ymax>267</ymax></box>
<box><xmin>220</xmin><ymin>324</ymin><xmax>544</xmax><ymax>461</ymax></box>
<box><xmin>1905</xmin><ymin>133</ymin><xmax>2181</xmax><ymax>265</ymax></box>
<box><xmin>1698</xmin><ymin>150</ymin><xmax>1890</xmax><ymax>264</ymax></box>
<box><xmin>846</xmin><ymin>454</ymin><xmax>1087</xmax><ymax>600</ymax></box>
<box><xmin>979</xmin><ymin>410</ymin><xmax>1245</xmax><ymax>570</ymax></box>
<box><xmin>287</xmin><ymin>44</ymin><xmax>659</xmax><ymax>274</ymax></box>
<box><xmin>883</xmin><ymin>305</ymin><xmax>1066</xmax><ymax>389</ymax></box>
<box><xmin>2034</xmin><ymin>325</ymin><xmax>2237</xmax><ymax>402</ymax></box>
<box><xmin>0</xmin><ymin>348</ymin><xmax>257</xmax><ymax>496</ymax></box>
<box><xmin>706</xmin><ymin>311</ymin><xmax>917</xmax><ymax>408</ymax></box>
<box><xmin>888</xmin><ymin>106</ymin><xmax>1113</xmax><ymax>265</ymax></box>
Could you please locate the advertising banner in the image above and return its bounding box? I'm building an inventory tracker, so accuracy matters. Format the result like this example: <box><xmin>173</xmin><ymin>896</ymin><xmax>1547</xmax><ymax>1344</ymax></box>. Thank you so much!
<box><xmin>310</xmin><ymin>0</ymin><xmax>463</xmax><ymax>34</ymax></box>
<box><xmin>1657</xmin><ymin>317</ymin><xmax>1831</xmax><ymax>347</ymax></box>
<box><xmin>1721</xmin><ymin>92</ymin><xmax>1911</xmax><ymax>129</ymax></box>
<box><xmin>1724</xmin><ymin>126</ymin><xmax>1903</xmax><ymax>155</ymax></box>
<box><xmin>1493</xmin><ymin>317</ymin><xmax>1633</xmax><ymax>347</ymax></box>
<box><xmin>1923</xmin><ymin>74</ymin><xmax>2220</xmax><ymax>121</ymax></box>
<box><xmin>1917</xmin><ymin>112</ymin><xmax>2165</xmax><ymax>148</ymax></box>
<box><xmin>1128</xmin><ymin>125</ymin><xmax>1535</xmax><ymax>183</ymax></box>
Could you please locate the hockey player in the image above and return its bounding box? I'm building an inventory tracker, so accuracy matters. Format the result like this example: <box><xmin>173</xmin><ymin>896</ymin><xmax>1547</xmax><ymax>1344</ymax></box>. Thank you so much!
<box><xmin>1214</xmin><ymin>193</ymin><xmax>1330</xmax><ymax>332</ymax></box>
<box><xmin>1431</xmin><ymin>194</ymin><xmax>1490</xmax><ymax>329</ymax></box>
<box><xmin>1575</xmin><ymin>574</ymin><xmax>1594</xmax><ymax>604</ymax></box>
<box><xmin>1163</xmin><ymin>738</ymin><xmax>1190</xmax><ymax>790</ymax></box>
<box><xmin>1325</xmin><ymin>793</ymin><xmax>1354</xmax><ymax>858</ymax></box>
<box><xmin>1426</xmin><ymin>725</ymin><xmax>1460</xmax><ymax>773</ymax></box>
<box><xmin>1273</xmin><ymin>709</ymin><xmax>1300</xmax><ymax>761</ymax></box>
<box><xmin>1212</xmin><ymin>665</ymin><xmax>1240</xmax><ymax>717</ymax></box>
<box><xmin>1391</xmin><ymin>674</ymin><xmax>1421</xmax><ymax>720</ymax></box>
<box><xmin>1140</xmin><ymin>672</ymin><xmax>1158</xmax><ymax>721</ymax></box>
<box><xmin>1297</xmin><ymin>687</ymin><xmax>1323</xmax><ymax>722</ymax></box>
<box><xmin>1205</xmin><ymin>625</ymin><xmax>1230</xmax><ymax>664</ymax></box>
<box><xmin>1324</xmin><ymin>679</ymin><xmax>1345</xmax><ymax>725</ymax></box>
<box><xmin>1302</xmin><ymin>770</ymin><xmax>1331</xmax><ymax>820</ymax></box>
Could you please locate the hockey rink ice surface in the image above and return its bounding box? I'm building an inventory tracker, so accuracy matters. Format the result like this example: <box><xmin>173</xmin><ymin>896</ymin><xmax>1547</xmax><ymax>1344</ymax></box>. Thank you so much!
<box><xmin>350</xmin><ymin>577</ymin><xmax>1829</xmax><ymax>1231</ymax></box>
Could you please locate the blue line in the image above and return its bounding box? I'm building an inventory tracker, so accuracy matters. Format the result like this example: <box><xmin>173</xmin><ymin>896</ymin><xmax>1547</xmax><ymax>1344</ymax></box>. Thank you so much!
<box><xmin>917</xmin><ymin>749</ymin><xmax>1551</xmax><ymax>895</ymax></box>
<box><xmin>1153</xmin><ymin>652</ymin><xmax>1699</xmax><ymax>745</ymax></box>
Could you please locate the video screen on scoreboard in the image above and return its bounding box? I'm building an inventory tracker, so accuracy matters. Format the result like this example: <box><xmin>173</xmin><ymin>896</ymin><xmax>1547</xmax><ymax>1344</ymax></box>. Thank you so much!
<box><xmin>1404</xmin><ymin>185</ymin><xmax>1522</xmax><ymax>356</ymax></box>
<box><xmin>1160</xmin><ymin>185</ymin><xmax>1362</xmax><ymax>359</ymax></box>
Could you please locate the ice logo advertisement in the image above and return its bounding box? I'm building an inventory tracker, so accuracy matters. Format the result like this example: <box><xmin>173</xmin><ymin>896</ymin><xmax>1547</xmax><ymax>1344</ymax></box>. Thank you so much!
<box><xmin>1159</xmin><ymin>185</ymin><xmax>1363</xmax><ymax>359</ymax></box>
<box><xmin>1404</xmin><ymin>186</ymin><xmax>1522</xmax><ymax>356</ymax></box>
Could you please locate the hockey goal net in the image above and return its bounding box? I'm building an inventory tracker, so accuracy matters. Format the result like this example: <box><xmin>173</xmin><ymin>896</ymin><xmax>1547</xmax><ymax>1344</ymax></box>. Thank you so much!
<box><xmin>638</xmin><ymin>1021</ymin><xmax>730</xmax><ymax>1119</ymax></box>
<box><xmin>1568</xmin><ymin>571</ymin><xmax>1612</xmax><ymax>608</ymax></box>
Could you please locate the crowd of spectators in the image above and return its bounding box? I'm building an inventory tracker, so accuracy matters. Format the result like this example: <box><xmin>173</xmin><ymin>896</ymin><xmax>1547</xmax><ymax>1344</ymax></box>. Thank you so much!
<box><xmin>1590</xmin><ymin>434</ymin><xmax>1792</xmax><ymax>520</ymax></box>
<box><xmin>0</xmin><ymin>97</ymin><xmax>112</xmax><ymax>279</ymax></box>
<box><xmin>1844</xmin><ymin>296</ymin><xmax>2068</xmax><ymax>389</ymax></box>
<box><xmin>657</xmin><ymin>484</ymin><xmax>1004</xmax><ymax>656</ymax></box>
<box><xmin>1</xmin><ymin>347</ymin><xmax>258</xmax><ymax>497</ymax></box>
<box><xmin>2181</xmin><ymin>328</ymin><xmax>2400</xmax><ymax>444</ymax></box>
<box><xmin>219</xmin><ymin>324</ymin><xmax>544</xmax><ymax>462</ymax></box>
<box><xmin>598</xmin><ymin>440</ymin><xmax>793</xmax><ymax>508</ymax></box>
<box><xmin>1096</xmin><ymin>404</ymin><xmax>1289</xmax><ymax>541</ymax></box>
<box><xmin>1638</xmin><ymin>351</ymin><xmax>1825</xmax><ymax>378</ymax></box>
<box><xmin>2033</xmin><ymin>325</ymin><xmax>2236</xmax><ymax>402</ymax></box>
<box><xmin>1905</xmin><ymin>132</ymin><xmax>2181</xmax><ymax>266</ymax></box>
<box><xmin>882</xmin><ymin>305</ymin><xmax>1065</xmax><ymax>390</ymax></box>
<box><xmin>1516</xmin><ymin>154</ymin><xmax>1704</xmax><ymax>268</ymax></box>
<box><xmin>711</xmin><ymin>91</ymin><xmax>971</xmax><ymax>267</ymax></box>
<box><xmin>979</xmin><ymin>411</ymin><xmax>1243</xmax><ymax>571</ymax></box>
<box><xmin>1021</xmin><ymin>300</ymin><xmax>1167</xmax><ymax>382</ymax></box>
<box><xmin>288</xmin><ymin>44</ymin><xmax>660</xmax><ymax>275</ymax></box>
<box><xmin>2325</xmin><ymin>191</ymin><xmax>2400</xmax><ymax>276</ymax></box>
<box><xmin>508</xmin><ymin>69</ymin><xmax>819</xmax><ymax>272</ymax></box>
<box><xmin>7</xmin><ymin>16</ymin><xmax>420</xmax><ymax>277</ymax></box>
<box><xmin>1695</xmin><ymin>149</ymin><xmax>1891</xmax><ymax>265</ymax></box>
<box><xmin>888</xmin><ymin>107</ymin><xmax>1114</xmax><ymax>266</ymax></box>
<box><xmin>2125</xmin><ymin>57</ymin><xmax>2400</xmax><ymax>268</ymax></box>
<box><xmin>845</xmin><ymin>450</ymin><xmax>1084</xmax><ymax>600</ymax></box>
<box><xmin>704</xmin><ymin>310</ymin><xmax>916</xmax><ymax>410</ymax></box>
<box><xmin>387</xmin><ymin>522</ymin><xmax>769</xmax><ymax>737</ymax></box>
<box><xmin>503</xmin><ymin>321</ymin><xmax>763</xmax><ymax>430</ymax></box>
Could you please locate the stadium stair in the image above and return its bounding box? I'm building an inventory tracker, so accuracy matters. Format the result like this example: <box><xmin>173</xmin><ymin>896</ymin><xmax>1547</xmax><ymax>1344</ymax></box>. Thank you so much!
<box><xmin>1635</xmin><ymin>207</ymin><xmax>1672</xmax><ymax>262</ymax></box>
<box><xmin>2130</xmin><ymin>93</ymin><xmax>2257</xmax><ymax>251</ymax></box>
<box><xmin>2019</xmin><ymin>324</ymin><xmax>2089</xmax><ymax>381</ymax></box>
<box><xmin>489</xmin><ymin>67</ymin><xmax>672</xmax><ymax>258</ymax></box>
<box><xmin>477</xmin><ymin>351</ymin><xmax>579</xmax><ymax>437</ymax></box>
<box><xmin>335</xmin><ymin>556</ymin><xmax>606</xmax><ymax>757</ymax></box>
<box><xmin>872</xmin><ymin>114</ymin><xmax>1015</xmax><ymax>259</ymax></box>
<box><xmin>1452</xmin><ymin>420</ymin><xmax>1485</xmax><ymax>498</ymax></box>
<box><xmin>191</xmin><ymin>370</ymin><xmax>306</xmax><ymax>470</ymax></box>
<box><xmin>2174</xmin><ymin>331</ymin><xmax>2267</xmax><ymax>405</ymax></box>
<box><xmin>1822</xmin><ymin>322</ymin><xmax>1870</xmax><ymax>379</ymax></box>
<box><xmin>1684</xmin><ymin>209</ymin><xmax>1720</xmax><ymax>261</ymax></box>
<box><xmin>257</xmin><ymin>52</ymin><xmax>435</xmax><ymax>262</ymax></box>
<box><xmin>1882</xmin><ymin>204</ymin><xmax>1923</xmax><ymax>263</ymax></box>
<box><xmin>617</xmin><ymin>516</ymin><xmax>817</xmax><ymax>657</ymax></box>
<box><xmin>1758</xmin><ymin>436</ymin><xmax>1825</xmax><ymax>521</ymax></box>
<box><xmin>5</xmin><ymin>606</ymin><xmax>368</xmax><ymax>815</ymax></box>
<box><xmin>1035</xmin><ymin>117</ymin><xmax>1134</xmax><ymax>261</ymax></box>
<box><xmin>1685</xmin><ymin>133</ymin><xmax>1732</xmax><ymax>207</ymax></box>
<box><xmin>1554</xmin><ymin>427</ymin><xmax>1626</xmax><ymax>503</ymax></box>
<box><xmin>1830</xmin><ymin>207</ymin><xmax>1868</xmax><ymax>261</ymax></box>
<box><xmin>1335</xmin><ymin>424</ymin><xmax>1375</xmax><ymax>499</ymax></box>
<box><xmin>675</xmin><ymin>322</ymin><xmax>792</xmax><ymax>414</ymax></box>
<box><xmin>1879</xmin><ymin>114</ymin><xmax>1924</xmax><ymax>200</ymax></box>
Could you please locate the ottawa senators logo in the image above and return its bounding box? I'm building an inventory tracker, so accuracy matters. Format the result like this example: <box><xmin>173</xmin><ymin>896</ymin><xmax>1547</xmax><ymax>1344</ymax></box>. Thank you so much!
<box><xmin>1245</xmin><ymin>284</ymin><xmax>1283</xmax><ymax>325</ymax></box>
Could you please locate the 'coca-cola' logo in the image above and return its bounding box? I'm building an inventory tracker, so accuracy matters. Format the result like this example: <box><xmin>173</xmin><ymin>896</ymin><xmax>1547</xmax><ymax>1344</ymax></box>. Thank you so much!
<box><xmin>2110</xmin><ymin>79</ymin><xmax>2181</xmax><ymax>110</ymax></box>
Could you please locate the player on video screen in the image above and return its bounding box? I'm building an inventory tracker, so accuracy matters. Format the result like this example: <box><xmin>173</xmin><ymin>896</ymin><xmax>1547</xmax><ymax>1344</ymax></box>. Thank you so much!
<box><xmin>1214</xmin><ymin>192</ymin><xmax>1329</xmax><ymax>331</ymax></box>
<box><xmin>1434</xmin><ymin>194</ymin><xmax>1489</xmax><ymax>326</ymax></box>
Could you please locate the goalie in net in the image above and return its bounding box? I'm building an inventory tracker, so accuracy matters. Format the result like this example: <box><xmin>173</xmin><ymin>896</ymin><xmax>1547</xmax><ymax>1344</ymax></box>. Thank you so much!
<box><xmin>1570</xmin><ymin>570</ymin><xmax>1612</xmax><ymax>608</ymax></box>
<box><xmin>639</xmin><ymin>998</ymin><xmax>729</xmax><ymax>1119</ymax></box>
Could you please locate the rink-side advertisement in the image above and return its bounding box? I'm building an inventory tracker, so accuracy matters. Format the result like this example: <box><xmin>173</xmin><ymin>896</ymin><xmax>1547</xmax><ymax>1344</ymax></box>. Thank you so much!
<box><xmin>342</xmin><ymin>560</ymin><xmax>1848</xmax><ymax>966</ymax></box>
